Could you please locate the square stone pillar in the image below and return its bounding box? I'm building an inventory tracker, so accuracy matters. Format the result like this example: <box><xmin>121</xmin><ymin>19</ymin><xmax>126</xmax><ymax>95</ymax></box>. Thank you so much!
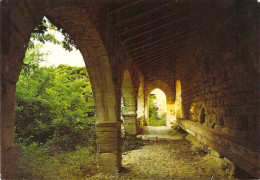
<box><xmin>1</xmin><ymin>81</ymin><xmax>21</xmax><ymax>179</ymax></box>
<box><xmin>96</xmin><ymin>121</ymin><xmax>122</xmax><ymax>173</ymax></box>
<box><xmin>122</xmin><ymin>114</ymin><xmax>137</xmax><ymax>135</ymax></box>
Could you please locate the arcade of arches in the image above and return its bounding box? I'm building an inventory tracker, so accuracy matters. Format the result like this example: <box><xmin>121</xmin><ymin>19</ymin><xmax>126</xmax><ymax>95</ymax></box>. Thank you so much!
<box><xmin>1</xmin><ymin>1</ymin><xmax>259</xmax><ymax>179</ymax></box>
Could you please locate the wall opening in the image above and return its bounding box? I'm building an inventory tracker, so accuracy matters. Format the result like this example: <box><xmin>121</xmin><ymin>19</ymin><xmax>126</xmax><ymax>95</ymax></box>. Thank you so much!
<box><xmin>144</xmin><ymin>80</ymin><xmax>174</xmax><ymax>127</ymax></box>
<box><xmin>14</xmin><ymin>17</ymin><xmax>97</xmax><ymax>179</ymax></box>
<box><xmin>148</xmin><ymin>89</ymin><xmax>167</xmax><ymax>126</ymax></box>
<box><xmin>200</xmin><ymin>108</ymin><xmax>206</xmax><ymax>124</ymax></box>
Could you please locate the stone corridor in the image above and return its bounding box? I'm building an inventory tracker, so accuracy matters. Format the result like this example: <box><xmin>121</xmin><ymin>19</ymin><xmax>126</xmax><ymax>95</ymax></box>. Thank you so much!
<box><xmin>1</xmin><ymin>0</ymin><xmax>259</xmax><ymax>179</ymax></box>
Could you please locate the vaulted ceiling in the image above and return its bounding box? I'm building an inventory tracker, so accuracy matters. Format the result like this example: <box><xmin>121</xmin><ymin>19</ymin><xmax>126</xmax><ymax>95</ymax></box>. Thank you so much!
<box><xmin>103</xmin><ymin>0</ymin><xmax>202</xmax><ymax>77</ymax></box>
<box><xmin>101</xmin><ymin>0</ymin><xmax>255</xmax><ymax>80</ymax></box>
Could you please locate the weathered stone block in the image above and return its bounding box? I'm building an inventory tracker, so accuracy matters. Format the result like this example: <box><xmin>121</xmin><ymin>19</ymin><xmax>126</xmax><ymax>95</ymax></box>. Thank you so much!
<box><xmin>96</xmin><ymin>131</ymin><xmax>120</xmax><ymax>138</ymax></box>
<box><xmin>124</xmin><ymin>123</ymin><xmax>137</xmax><ymax>135</ymax></box>
<box><xmin>123</xmin><ymin>116</ymin><xmax>136</xmax><ymax>124</ymax></box>
<box><xmin>97</xmin><ymin>153</ymin><xmax>121</xmax><ymax>167</ymax></box>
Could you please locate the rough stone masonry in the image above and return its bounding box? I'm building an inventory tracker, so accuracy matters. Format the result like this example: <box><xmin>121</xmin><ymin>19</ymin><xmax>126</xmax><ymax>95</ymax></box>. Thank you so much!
<box><xmin>1</xmin><ymin>0</ymin><xmax>259</xmax><ymax>179</ymax></box>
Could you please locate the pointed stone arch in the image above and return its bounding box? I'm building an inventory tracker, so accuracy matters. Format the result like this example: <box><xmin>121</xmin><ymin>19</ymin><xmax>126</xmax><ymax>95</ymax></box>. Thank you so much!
<box><xmin>144</xmin><ymin>80</ymin><xmax>175</xmax><ymax>127</ymax></box>
<box><xmin>121</xmin><ymin>70</ymin><xmax>137</xmax><ymax>134</ymax></box>
<box><xmin>1</xmin><ymin>4</ymin><xmax>121</xmax><ymax>178</ymax></box>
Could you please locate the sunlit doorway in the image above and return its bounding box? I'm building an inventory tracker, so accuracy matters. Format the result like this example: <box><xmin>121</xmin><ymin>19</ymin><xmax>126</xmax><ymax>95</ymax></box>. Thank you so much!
<box><xmin>148</xmin><ymin>88</ymin><xmax>167</xmax><ymax>126</ymax></box>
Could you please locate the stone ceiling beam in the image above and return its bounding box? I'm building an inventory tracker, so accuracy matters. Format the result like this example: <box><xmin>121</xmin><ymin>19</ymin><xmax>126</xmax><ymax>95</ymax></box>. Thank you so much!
<box><xmin>138</xmin><ymin>57</ymin><xmax>175</xmax><ymax>73</ymax></box>
<box><xmin>115</xmin><ymin>1</ymin><xmax>170</xmax><ymax>27</ymax></box>
<box><xmin>119</xmin><ymin>7</ymin><xmax>193</xmax><ymax>36</ymax></box>
<box><xmin>135</xmin><ymin>51</ymin><xmax>178</xmax><ymax>67</ymax></box>
<box><xmin>125</xmin><ymin>27</ymin><xmax>190</xmax><ymax>50</ymax></box>
<box><xmin>107</xmin><ymin>0</ymin><xmax>142</xmax><ymax>15</ymax></box>
<box><xmin>133</xmin><ymin>42</ymin><xmax>189</xmax><ymax>63</ymax></box>
<box><xmin>131</xmin><ymin>40</ymin><xmax>190</xmax><ymax>61</ymax></box>
<box><xmin>127</xmin><ymin>31</ymin><xmax>188</xmax><ymax>53</ymax></box>
<box><xmin>122</xmin><ymin>17</ymin><xmax>190</xmax><ymax>44</ymax></box>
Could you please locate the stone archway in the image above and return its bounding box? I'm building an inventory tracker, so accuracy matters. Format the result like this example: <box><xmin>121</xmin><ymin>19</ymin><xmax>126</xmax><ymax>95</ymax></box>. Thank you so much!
<box><xmin>144</xmin><ymin>80</ymin><xmax>175</xmax><ymax>127</ymax></box>
<box><xmin>1</xmin><ymin>4</ymin><xmax>121</xmax><ymax>178</ymax></box>
<box><xmin>121</xmin><ymin>70</ymin><xmax>137</xmax><ymax>134</ymax></box>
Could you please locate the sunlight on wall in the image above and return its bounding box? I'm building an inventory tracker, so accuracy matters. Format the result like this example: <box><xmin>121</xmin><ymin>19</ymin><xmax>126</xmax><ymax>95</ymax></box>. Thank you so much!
<box><xmin>137</xmin><ymin>85</ymin><xmax>145</xmax><ymax>118</ymax></box>
<box><xmin>175</xmin><ymin>80</ymin><xmax>183</xmax><ymax>119</ymax></box>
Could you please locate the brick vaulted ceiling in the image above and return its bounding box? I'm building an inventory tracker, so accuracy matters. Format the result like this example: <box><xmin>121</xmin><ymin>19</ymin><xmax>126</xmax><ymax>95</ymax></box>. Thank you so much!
<box><xmin>104</xmin><ymin>0</ymin><xmax>207</xmax><ymax>77</ymax></box>
<box><xmin>102</xmin><ymin>0</ymin><xmax>257</xmax><ymax>79</ymax></box>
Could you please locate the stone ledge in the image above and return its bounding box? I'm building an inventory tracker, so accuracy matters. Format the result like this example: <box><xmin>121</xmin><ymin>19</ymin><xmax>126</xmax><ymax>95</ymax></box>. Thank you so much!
<box><xmin>173</xmin><ymin>119</ymin><xmax>260</xmax><ymax>178</ymax></box>
<box><xmin>136</xmin><ymin>134</ymin><xmax>183</xmax><ymax>141</ymax></box>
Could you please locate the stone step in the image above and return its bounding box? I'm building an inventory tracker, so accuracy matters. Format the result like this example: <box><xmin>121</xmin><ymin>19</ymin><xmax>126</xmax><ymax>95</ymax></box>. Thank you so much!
<box><xmin>136</xmin><ymin>134</ymin><xmax>183</xmax><ymax>141</ymax></box>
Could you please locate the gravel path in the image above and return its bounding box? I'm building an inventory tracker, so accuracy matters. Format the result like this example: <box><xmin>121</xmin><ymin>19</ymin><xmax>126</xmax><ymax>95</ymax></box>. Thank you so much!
<box><xmin>91</xmin><ymin>139</ymin><xmax>229</xmax><ymax>179</ymax></box>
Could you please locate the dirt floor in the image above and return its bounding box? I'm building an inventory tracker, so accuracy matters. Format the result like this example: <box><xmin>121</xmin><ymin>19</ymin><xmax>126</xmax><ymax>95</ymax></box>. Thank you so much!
<box><xmin>90</xmin><ymin>138</ymin><xmax>229</xmax><ymax>179</ymax></box>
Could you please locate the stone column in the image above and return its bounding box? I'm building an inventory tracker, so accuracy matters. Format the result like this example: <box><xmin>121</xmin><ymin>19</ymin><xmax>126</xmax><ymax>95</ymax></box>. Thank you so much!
<box><xmin>1</xmin><ymin>80</ymin><xmax>21</xmax><ymax>179</ymax></box>
<box><xmin>166</xmin><ymin>100</ymin><xmax>175</xmax><ymax>126</ymax></box>
<box><xmin>96</xmin><ymin>121</ymin><xmax>122</xmax><ymax>173</ymax></box>
<box><xmin>122</xmin><ymin>112</ymin><xmax>137</xmax><ymax>135</ymax></box>
<box><xmin>1</xmin><ymin>145</ymin><xmax>21</xmax><ymax>179</ymax></box>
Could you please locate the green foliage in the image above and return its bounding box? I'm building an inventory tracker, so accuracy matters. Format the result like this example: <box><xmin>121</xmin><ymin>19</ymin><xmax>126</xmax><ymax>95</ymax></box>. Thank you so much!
<box><xmin>22</xmin><ymin>44</ymin><xmax>50</xmax><ymax>76</ymax></box>
<box><xmin>29</xmin><ymin>17</ymin><xmax>77</xmax><ymax>51</ymax></box>
<box><xmin>15</xmin><ymin>144</ymin><xmax>96</xmax><ymax>179</ymax></box>
<box><xmin>149</xmin><ymin>94</ymin><xmax>166</xmax><ymax>126</ymax></box>
<box><xmin>15</xmin><ymin>64</ymin><xmax>95</xmax><ymax>150</ymax></box>
<box><xmin>15</xmin><ymin>18</ymin><xmax>96</xmax><ymax>179</ymax></box>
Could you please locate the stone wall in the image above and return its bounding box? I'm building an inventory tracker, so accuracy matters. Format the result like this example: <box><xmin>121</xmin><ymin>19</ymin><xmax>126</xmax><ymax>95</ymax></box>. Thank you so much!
<box><xmin>144</xmin><ymin>60</ymin><xmax>175</xmax><ymax>94</ymax></box>
<box><xmin>174</xmin><ymin>1</ymin><xmax>259</xmax><ymax>143</ymax></box>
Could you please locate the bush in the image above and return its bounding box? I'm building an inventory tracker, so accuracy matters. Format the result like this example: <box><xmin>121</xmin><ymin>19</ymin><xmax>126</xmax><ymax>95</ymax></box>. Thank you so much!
<box><xmin>15</xmin><ymin>65</ymin><xmax>95</xmax><ymax>150</ymax></box>
<box><xmin>148</xmin><ymin>94</ymin><xmax>166</xmax><ymax>126</ymax></box>
<box><xmin>149</xmin><ymin>112</ymin><xmax>166</xmax><ymax>126</ymax></box>
<box><xmin>15</xmin><ymin>144</ymin><xmax>97</xmax><ymax>179</ymax></box>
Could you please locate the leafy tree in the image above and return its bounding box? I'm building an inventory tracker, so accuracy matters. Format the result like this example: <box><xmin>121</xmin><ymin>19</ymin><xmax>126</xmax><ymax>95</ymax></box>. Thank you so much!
<box><xmin>15</xmin><ymin>16</ymin><xmax>93</xmax><ymax>150</ymax></box>
<box><xmin>15</xmin><ymin>64</ymin><xmax>95</xmax><ymax>150</ymax></box>
<box><xmin>22</xmin><ymin>17</ymin><xmax>78</xmax><ymax>76</ymax></box>
<box><xmin>29</xmin><ymin>17</ymin><xmax>77</xmax><ymax>51</ymax></box>
<box><xmin>22</xmin><ymin>44</ymin><xmax>49</xmax><ymax>76</ymax></box>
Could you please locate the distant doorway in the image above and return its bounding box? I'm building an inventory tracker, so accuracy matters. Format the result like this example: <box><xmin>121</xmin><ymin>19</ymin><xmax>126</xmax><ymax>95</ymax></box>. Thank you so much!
<box><xmin>148</xmin><ymin>89</ymin><xmax>167</xmax><ymax>126</ymax></box>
